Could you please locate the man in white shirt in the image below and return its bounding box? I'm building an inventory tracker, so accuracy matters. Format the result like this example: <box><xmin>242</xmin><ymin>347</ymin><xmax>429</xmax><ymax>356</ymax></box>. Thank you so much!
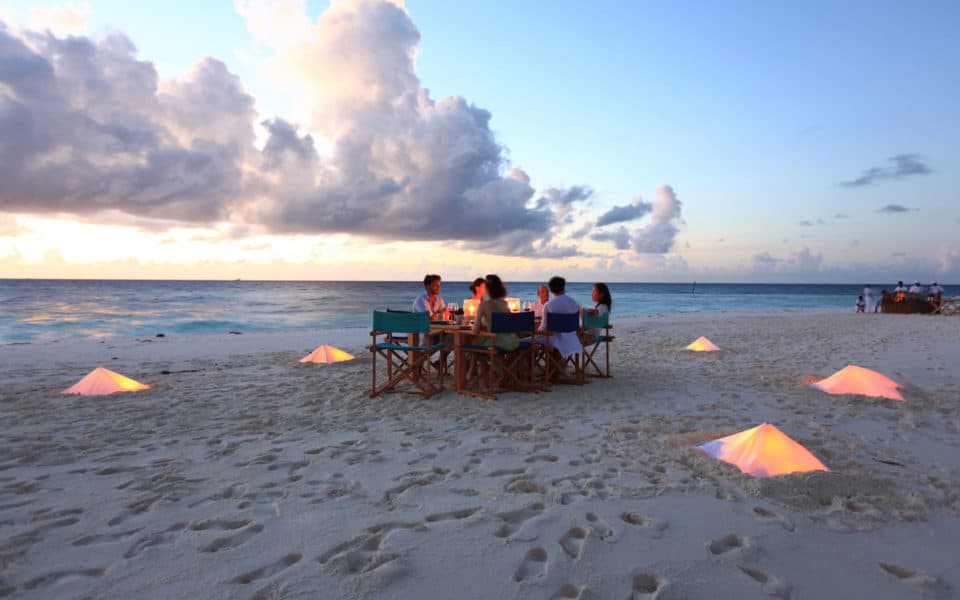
<box><xmin>929</xmin><ymin>281</ymin><xmax>944</xmax><ymax>298</ymax></box>
<box><xmin>412</xmin><ymin>274</ymin><xmax>448</xmax><ymax>320</ymax></box>
<box><xmin>529</xmin><ymin>285</ymin><xmax>549</xmax><ymax>319</ymax></box>
<box><xmin>909</xmin><ymin>281</ymin><xmax>923</xmax><ymax>296</ymax></box>
<box><xmin>539</xmin><ymin>276</ymin><xmax>582</xmax><ymax>358</ymax></box>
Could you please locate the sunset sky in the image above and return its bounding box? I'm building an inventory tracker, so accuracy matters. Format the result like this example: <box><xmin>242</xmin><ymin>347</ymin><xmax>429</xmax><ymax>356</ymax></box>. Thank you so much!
<box><xmin>1</xmin><ymin>0</ymin><xmax>957</xmax><ymax>282</ymax></box>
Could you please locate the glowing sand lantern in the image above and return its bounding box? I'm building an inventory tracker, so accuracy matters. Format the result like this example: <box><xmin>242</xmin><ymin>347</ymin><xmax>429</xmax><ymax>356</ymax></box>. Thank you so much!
<box><xmin>300</xmin><ymin>345</ymin><xmax>355</xmax><ymax>364</ymax></box>
<box><xmin>697</xmin><ymin>423</ymin><xmax>829</xmax><ymax>477</ymax></box>
<box><xmin>63</xmin><ymin>367</ymin><xmax>150</xmax><ymax>396</ymax></box>
<box><xmin>686</xmin><ymin>336</ymin><xmax>721</xmax><ymax>352</ymax></box>
<box><xmin>811</xmin><ymin>365</ymin><xmax>903</xmax><ymax>401</ymax></box>
<box><xmin>505</xmin><ymin>297</ymin><xmax>521</xmax><ymax>313</ymax></box>
<box><xmin>463</xmin><ymin>299</ymin><xmax>480</xmax><ymax>323</ymax></box>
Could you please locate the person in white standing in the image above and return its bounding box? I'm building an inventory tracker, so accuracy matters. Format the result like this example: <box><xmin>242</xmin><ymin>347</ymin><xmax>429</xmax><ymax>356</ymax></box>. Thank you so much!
<box><xmin>863</xmin><ymin>285</ymin><xmax>876</xmax><ymax>313</ymax></box>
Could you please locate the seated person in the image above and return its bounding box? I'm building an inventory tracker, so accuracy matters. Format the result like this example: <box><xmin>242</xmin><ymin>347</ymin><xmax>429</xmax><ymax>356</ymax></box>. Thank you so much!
<box><xmin>929</xmin><ymin>281</ymin><xmax>944</xmax><ymax>300</ymax></box>
<box><xmin>856</xmin><ymin>295</ymin><xmax>865</xmax><ymax>313</ymax></box>
<box><xmin>413</xmin><ymin>273</ymin><xmax>450</xmax><ymax>371</ymax></box>
<box><xmin>469</xmin><ymin>277</ymin><xmax>486</xmax><ymax>302</ymax></box>
<box><xmin>528</xmin><ymin>285</ymin><xmax>549</xmax><ymax>319</ymax></box>
<box><xmin>538</xmin><ymin>276</ymin><xmax>583</xmax><ymax>359</ymax></box>
<box><xmin>582</xmin><ymin>282</ymin><xmax>612</xmax><ymax>343</ymax></box>
<box><xmin>467</xmin><ymin>274</ymin><xmax>519</xmax><ymax>384</ymax></box>
<box><xmin>894</xmin><ymin>281</ymin><xmax>907</xmax><ymax>302</ymax></box>
<box><xmin>909</xmin><ymin>280</ymin><xmax>924</xmax><ymax>296</ymax></box>
<box><xmin>413</xmin><ymin>274</ymin><xmax>449</xmax><ymax>320</ymax></box>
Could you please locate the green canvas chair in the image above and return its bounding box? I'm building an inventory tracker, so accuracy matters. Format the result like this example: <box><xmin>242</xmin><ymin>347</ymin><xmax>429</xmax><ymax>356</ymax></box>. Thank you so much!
<box><xmin>369</xmin><ymin>311</ymin><xmax>444</xmax><ymax>398</ymax></box>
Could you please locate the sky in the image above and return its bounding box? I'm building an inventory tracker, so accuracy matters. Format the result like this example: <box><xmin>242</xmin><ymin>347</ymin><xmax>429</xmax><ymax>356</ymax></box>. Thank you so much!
<box><xmin>0</xmin><ymin>0</ymin><xmax>958</xmax><ymax>283</ymax></box>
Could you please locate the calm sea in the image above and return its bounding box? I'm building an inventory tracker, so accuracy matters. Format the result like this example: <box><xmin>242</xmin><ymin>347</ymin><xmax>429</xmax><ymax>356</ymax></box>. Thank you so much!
<box><xmin>0</xmin><ymin>280</ymin><xmax>954</xmax><ymax>342</ymax></box>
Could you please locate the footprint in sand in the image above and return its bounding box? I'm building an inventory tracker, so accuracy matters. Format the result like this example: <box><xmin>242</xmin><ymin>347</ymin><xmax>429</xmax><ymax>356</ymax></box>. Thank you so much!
<box><xmin>738</xmin><ymin>566</ymin><xmax>792</xmax><ymax>599</ymax></box>
<box><xmin>550</xmin><ymin>583</ymin><xmax>584</xmax><ymax>599</ymax></box>
<box><xmin>494</xmin><ymin>502</ymin><xmax>545</xmax><ymax>538</ymax></box>
<box><xmin>318</xmin><ymin>534</ymin><xmax>399</xmax><ymax>575</ymax></box>
<box><xmin>201</xmin><ymin>523</ymin><xmax>265</xmax><ymax>553</ymax></box>
<box><xmin>190</xmin><ymin>518</ymin><xmax>252</xmax><ymax>531</ymax></box>
<box><xmin>425</xmin><ymin>507</ymin><xmax>480</xmax><ymax>523</ymax></box>
<box><xmin>559</xmin><ymin>527</ymin><xmax>590</xmax><ymax>559</ymax></box>
<box><xmin>620</xmin><ymin>512</ymin><xmax>668</xmax><ymax>538</ymax></box>
<box><xmin>123</xmin><ymin>522</ymin><xmax>188</xmax><ymax>559</ymax></box>
<box><xmin>585</xmin><ymin>512</ymin><xmax>617</xmax><ymax>541</ymax></box>
<box><xmin>879</xmin><ymin>562</ymin><xmax>950</xmax><ymax>598</ymax></box>
<box><xmin>73</xmin><ymin>527</ymin><xmax>142</xmax><ymax>546</ymax></box>
<box><xmin>231</xmin><ymin>553</ymin><xmax>302</xmax><ymax>584</ymax></box>
<box><xmin>22</xmin><ymin>568</ymin><xmax>106</xmax><ymax>591</ymax></box>
<box><xmin>514</xmin><ymin>547</ymin><xmax>549</xmax><ymax>582</ymax></box>
<box><xmin>631</xmin><ymin>572</ymin><xmax>666</xmax><ymax>599</ymax></box>
<box><xmin>752</xmin><ymin>506</ymin><xmax>795</xmax><ymax>532</ymax></box>
<box><xmin>708</xmin><ymin>533</ymin><xmax>750</xmax><ymax>557</ymax></box>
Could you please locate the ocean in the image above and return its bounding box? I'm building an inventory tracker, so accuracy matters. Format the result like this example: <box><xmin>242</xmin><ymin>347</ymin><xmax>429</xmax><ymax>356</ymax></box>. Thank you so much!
<box><xmin>1</xmin><ymin>280</ymin><xmax>953</xmax><ymax>343</ymax></box>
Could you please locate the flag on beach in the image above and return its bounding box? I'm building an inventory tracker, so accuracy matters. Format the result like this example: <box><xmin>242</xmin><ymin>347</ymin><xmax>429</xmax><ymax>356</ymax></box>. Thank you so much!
<box><xmin>686</xmin><ymin>336</ymin><xmax>720</xmax><ymax>352</ymax></box>
<box><xmin>810</xmin><ymin>365</ymin><xmax>903</xmax><ymax>401</ymax></box>
<box><xmin>697</xmin><ymin>423</ymin><xmax>829</xmax><ymax>477</ymax></box>
<box><xmin>63</xmin><ymin>367</ymin><xmax>150</xmax><ymax>395</ymax></box>
<box><xmin>300</xmin><ymin>345</ymin><xmax>355</xmax><ymax>363</ymax></box>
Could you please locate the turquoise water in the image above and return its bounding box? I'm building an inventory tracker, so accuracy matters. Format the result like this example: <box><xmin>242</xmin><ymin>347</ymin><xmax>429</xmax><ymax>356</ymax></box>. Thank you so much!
<box><xmin>1</xmin><ymin>280</ymin><xmax>953</xmax><ymax>342</ymax></box>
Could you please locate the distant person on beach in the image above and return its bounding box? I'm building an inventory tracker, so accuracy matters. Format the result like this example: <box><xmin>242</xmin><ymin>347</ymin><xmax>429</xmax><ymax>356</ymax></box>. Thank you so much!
<box><xmin>856</xmin><ymin>295</ymin><xmax>865</xmax><ymax>313</ymax></box>
<box><xmin>529</xmin><ymin>285</ymin><xmax>549</xmax><ymax>318</ymax></box>
<box><xmin>538</xmin><ymin>276</ymin><xmax>583</xmax><ymax>359</ymax></box>
<box><xmin>909</xmin><ymin>281</ymin><xmax>924</xmax><ymax>296</ymax></box>
<box><xmin>583</xmin><ymin>282</ymin><xmax>612</xmax><ymax>343</ymax></box>
<box><xmin>413</xmin><ymin>274</ymin><xmax>449</xmax><ymax>320</ymax></box>
<box><xmin>894</xmin><ymin>281</ymin><xmax>907</xmax><ymax>302</ymax></box>
<box><xmin>469</xmin><ymin>277</ymin><xmax>486</xmax><ymax>302</ymax></box>
<box><xmin>929</xmin><ymin>281</ymin><xmax>944</xmax><ymax>299</ymax></box>
<box><xmin>863</xmin><ymin>285</ymin><xmax>875</xmax><ymax>313</ymax></box>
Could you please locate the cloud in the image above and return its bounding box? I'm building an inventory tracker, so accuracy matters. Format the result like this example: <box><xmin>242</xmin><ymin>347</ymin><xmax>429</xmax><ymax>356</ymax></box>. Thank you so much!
<box><xmin>596</xmin><ymin>197</ymin><xmax>651</xmax><ymax>227</ymax></box>
<box><xmin>749</xmin><ymin>246</ymin><xmax>822</xmax><ymax>273</ymax></box>
<box><xmin>876</xmin><ymin>204</ymin><xmax>912</xmax><ymax>214</ymax></box>
<box><xmin>631</xmin><ymin>185</ymin><xmax>683</xmax><ymax>253</ymax></box>
<box><xmin>590</xmin><ymin>226</ymin><xmax>630</xmax><ymax>250</ymax></box>
<box><xmin>0</xmin><ymin>25</ymin><xmax>255</xmax><ymax>222</ymax></box>
<box><xmin>568</xmin><ymin>222</ymin><xmax>593</xmax><ymax>240</ymax></box>
<box><xmin>798</xmin><ymin>219</ymin><xmax>825</xmax><ymax>227</ymax></box>
<box><xmin>835</xmin><ymin>213</ymin><xmax>848</xmax><ymax>219</ymax></box>
<box><xmin>539</xmin><ymin>186</ymin><xmax>593</xmax><ymax>219</ymax></box>
<box><xmin>841</xmin><ymin>154</ymin><xmax>932</xmax><ymax>187</ymax></box>
<box><xmin>0</xmin><ymin>3</ymin><xmax>588</xmax><ymax>256</ymax></box>
<box><xmin>29</xmin><ymin>2</ymin><xmax>90</xmax><ymax>36</ymax></box>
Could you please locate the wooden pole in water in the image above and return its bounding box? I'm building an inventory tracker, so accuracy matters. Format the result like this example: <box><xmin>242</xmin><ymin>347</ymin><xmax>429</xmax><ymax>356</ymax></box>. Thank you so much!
<box><xmin>691</xmin><ymin>281</ymin><xmax>696</xmax><ymax>294</ymax></box>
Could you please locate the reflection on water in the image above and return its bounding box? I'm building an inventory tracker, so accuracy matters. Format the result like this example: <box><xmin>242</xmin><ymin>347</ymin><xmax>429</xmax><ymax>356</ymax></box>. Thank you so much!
<box><xmin>1</xmin><ymin>279</ymin><xmax>952</xmax><ymax>343</ymax></box>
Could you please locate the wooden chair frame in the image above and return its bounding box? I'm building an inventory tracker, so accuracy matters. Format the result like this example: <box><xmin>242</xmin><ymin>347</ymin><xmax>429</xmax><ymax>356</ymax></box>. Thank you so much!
<box><xmin>538</xmin><ymin>311</ymin><xmax>584</xmax><ymax>389</ymax></box>
<box><xmin>580</xmin><ymin>312</ymin><xmax>614</xmax><ymax>378</ymax></box>
<box><xmin>458</xmin><ymin>311</ymin><xmax>537</xmax><ymax>400</ymax></box>
<box><xmin>369</xmin><ymin>311</ymin><xmax>444</xmax><ymax>398</ymax></box>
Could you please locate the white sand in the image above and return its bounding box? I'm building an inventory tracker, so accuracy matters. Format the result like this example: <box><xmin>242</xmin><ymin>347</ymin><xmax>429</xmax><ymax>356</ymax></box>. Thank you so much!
<box><xmin>1</xmin><ymin>309</ymin><xmax>959</xmax><ymax>599</ymax></box>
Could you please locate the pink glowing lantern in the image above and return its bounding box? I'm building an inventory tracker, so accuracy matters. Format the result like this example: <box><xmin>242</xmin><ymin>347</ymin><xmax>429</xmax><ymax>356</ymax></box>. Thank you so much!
<box><xmin>698</xmin><ymin>423</ymin><xmax>829</xmax><ymax>477</ymax></box>
<box><xmin>686</xmin><ymin>336</ymin><xmax>721</xmax><ymax>352</ymax></box>
<box><xmin>300</xmin><ymin>345</ymin><xmax>355</xmax><ymax>364</ymax></box>
<box><xmin>811</xmin><ymin>365</ymin><xmax>903</xmax><ymax>401</ymax></box>
<box><xmin>63</xmin><ymin>367</ymin><xmax>150</xmax><ymax>396</ymax></box>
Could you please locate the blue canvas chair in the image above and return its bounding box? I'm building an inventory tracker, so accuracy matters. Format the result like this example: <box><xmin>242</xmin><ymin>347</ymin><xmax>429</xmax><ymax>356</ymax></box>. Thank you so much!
<box><xmin>539</xmin><ymin>311</ymin><xmax>584</xmax><ymax>389</ymax></box>
<box><xmin>369</xmin><ymin>311</ymin><xmax>444</xmax><ymax>398</ymax></box>
<box><xmin>580</xmin><ymin>311</ymin><xmax>614</xmax><ymax>378</ymax></box>
<box><xmin>458</xmin><ymin>311</ymin><xmax>537</xmax><ymax>400</ymax></box>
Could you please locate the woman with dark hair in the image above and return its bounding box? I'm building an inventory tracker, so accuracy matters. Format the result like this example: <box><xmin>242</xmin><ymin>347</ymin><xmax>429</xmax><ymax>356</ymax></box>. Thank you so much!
<box><xmin>583</xmin><ymin>282</ymin><xmax>612</xmax><ymax>343</ymax></box>
<box><xmin>591</xmin><ymin>282</ymin><xmax>612</xmax><ymax>315</ymax></box>
<box><xmin>466</xmin><ymin>274</ymin><xmax>519</xmax><ymax>385</ymax></box>
<box><xmin>469</xmin><ymin>277</ymin><xmax>487</xmax><ymax>302</ymax></box>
